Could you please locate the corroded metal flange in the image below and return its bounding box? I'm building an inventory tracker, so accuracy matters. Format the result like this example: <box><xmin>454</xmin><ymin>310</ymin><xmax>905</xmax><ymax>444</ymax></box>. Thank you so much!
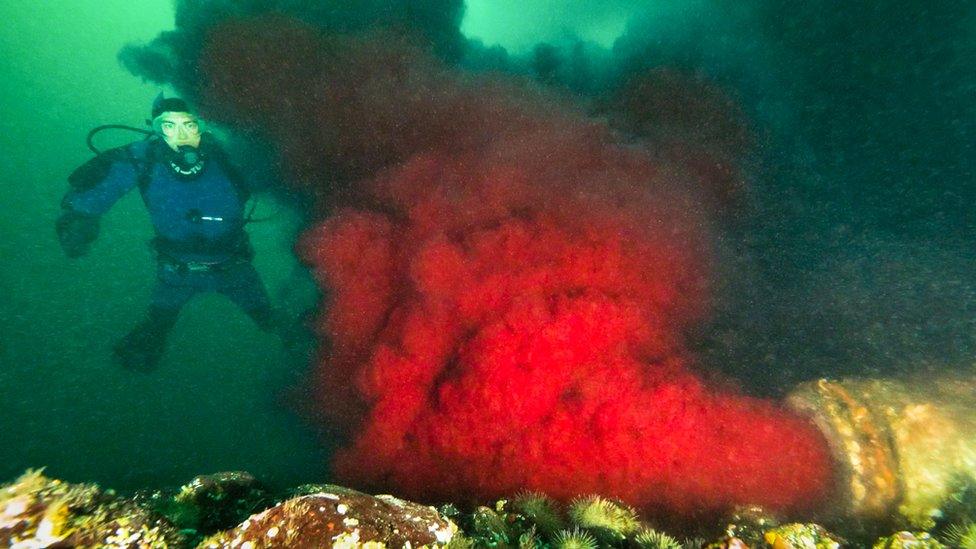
<box><xmin>786</xmin><ymin>376</ymin><xmax>976</xmax><ymax>527</ymax></box>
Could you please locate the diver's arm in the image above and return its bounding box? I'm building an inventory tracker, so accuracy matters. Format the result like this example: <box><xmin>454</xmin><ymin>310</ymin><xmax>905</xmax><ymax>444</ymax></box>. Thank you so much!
<box><xmin>56</xmin><ymin>146</ymin><xmax>142</xmax><ymax>257</ymax></box>
<box><xmin>56</xmin><ymin>209</ymin><xmax>100</xmax><ymax>258</ymax></box>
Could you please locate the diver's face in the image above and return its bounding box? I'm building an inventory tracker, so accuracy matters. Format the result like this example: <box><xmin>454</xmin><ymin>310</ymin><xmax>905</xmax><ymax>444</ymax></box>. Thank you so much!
<box><xmin>155</xmin><ymin>112</ymin><xmax>201</xmax><ymax>150</ymax></box>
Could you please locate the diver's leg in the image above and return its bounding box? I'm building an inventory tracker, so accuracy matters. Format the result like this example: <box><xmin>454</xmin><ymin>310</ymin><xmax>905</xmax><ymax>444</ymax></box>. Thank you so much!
<box><xmin>217</xmin><ymin>261</ymin><xmax>275</xmax><ymax>329</ymax></box>
<box><xmin>218</xmin><ymin>261</ymin><xmax>312</xmax><ymax>359</ymax></box>
<box><xmin>113</xmin><ymin>306</ymin><xmax>182</xmax><ymax>372</ymax></box>
<box><xmin>114</xmin><ymin>263</ymin><xmax>195</xmax><ymax>371</ymax></box>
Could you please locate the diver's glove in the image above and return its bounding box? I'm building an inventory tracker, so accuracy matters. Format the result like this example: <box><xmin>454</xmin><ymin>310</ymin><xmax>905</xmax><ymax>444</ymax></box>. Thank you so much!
<box><xmin>56</xmin><ymin>209</ymin><xmax>100</xmax><ymax>258</ymax></box>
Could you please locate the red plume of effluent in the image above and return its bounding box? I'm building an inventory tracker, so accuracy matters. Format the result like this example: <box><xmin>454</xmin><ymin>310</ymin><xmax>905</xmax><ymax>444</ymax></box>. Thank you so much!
<box><xmin>198</xmin><ymin>16</ymin><xmax>833</xmax><ymax>516</ymax></box>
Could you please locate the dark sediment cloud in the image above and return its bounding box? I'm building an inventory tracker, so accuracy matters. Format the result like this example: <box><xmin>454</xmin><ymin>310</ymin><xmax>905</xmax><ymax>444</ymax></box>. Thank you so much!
<box><xmin>120</xmin><ymin>0</ymin><xmax>467</xmax><ymax>95</ymax></box>
<box><xmin>598</xmin><ymin>1</ymin><xmax>976</xmax><ymax>384</ymax></box>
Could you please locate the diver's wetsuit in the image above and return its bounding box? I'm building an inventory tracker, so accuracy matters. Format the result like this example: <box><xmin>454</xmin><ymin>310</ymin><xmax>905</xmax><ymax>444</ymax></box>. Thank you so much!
<box><xmin>57</xmin><ymin>134</ymin><xmax>277</xmax><ymax>370</ymax></box>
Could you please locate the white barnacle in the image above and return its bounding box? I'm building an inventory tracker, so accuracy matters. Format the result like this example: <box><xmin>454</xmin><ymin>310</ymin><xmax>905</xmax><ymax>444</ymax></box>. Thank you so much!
<box><xmin>332</xmin><ymin>529</ymin><xmax>362</xmax><ymax>548</ymax></box>
<box><xmin>431</xmin><ymin>521</ymin><xmax>459</xmax><ymax>543</ymax></box>
<box><xmin>34</xmin><ymin>516</ymin><xmax>61</xmax><ymax>542</ymax></box>
<box><xmin>267</xmin><ymin>526</ymin><xmax>279</xmax><ymax>538</ymax></box>
<box><xmin>336</xmin><ymin>503</ymin><xmax>349</xmax><ymax>514</ymax></box>
<box><xmin>2</xmin><ymin>495</ymin><xmax>29</xmax><ymax>516</ymax></box>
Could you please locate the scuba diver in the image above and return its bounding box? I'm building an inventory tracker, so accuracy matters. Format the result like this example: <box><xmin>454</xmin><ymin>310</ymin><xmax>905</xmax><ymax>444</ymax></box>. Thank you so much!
<box><xmin>57</xmin><ymin>94</ymin><xmax>299</xmax><ymax>371</ymax></box>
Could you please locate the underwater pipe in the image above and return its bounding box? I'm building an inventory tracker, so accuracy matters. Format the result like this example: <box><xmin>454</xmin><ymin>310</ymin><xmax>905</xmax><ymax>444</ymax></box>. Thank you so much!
<box><xmin>787</xmin><ymin>376</ymin><xmax>976</xmax><ymax>527</ymax></box>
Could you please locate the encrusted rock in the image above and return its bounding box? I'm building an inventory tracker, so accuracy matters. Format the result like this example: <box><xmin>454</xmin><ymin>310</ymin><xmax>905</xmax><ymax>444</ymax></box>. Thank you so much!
<box><xmin>175</xmin><ymin>472</ymin><xmax>265</xmax><ymax>506</ymax></box>
<box><xmin>872</xmin><ymin>531</ymin><xmax>945</xmax><ymax>549</ymax></box>
<box><xmin>200</xmin><ymin>484</ymin><xmax>458</xmax><ymax>548</ymax></box>
<box><xmin>704</xmin><ymin>536</ymin><xmax>750</xmax><ymax>548</ymax></box>
<box><xmin>0</xmin><ymin>469</ymin><xmax>184</xmax><ymax>548</ymax></box>
<box><xmin>135</xmin><ymin>471</ymin><xmax>274</xmax><ymax>546</ymax></box>
<box><xmin>763</xmin><ymin>523</ymin><xmax>843</xmax><ymax>549</ymax></box>
<box><xmin>723</xmin><ymin>505</ymin><xmax>780</xmax><ymax>546</ymax></box>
